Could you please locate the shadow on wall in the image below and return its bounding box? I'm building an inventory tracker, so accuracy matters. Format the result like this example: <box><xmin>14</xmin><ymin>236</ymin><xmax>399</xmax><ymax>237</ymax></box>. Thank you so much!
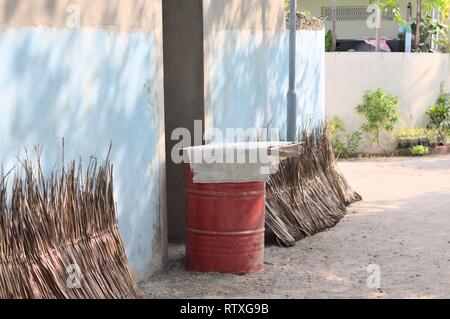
<box><xmin>203</xmin><ymin>0</ymin><xmax>285</xmax><ymax>33</ymax></box>
<box><xmin>206</xmin><ymin>29</ymin><xmax>325</xmax><ymax>140</ymax></box>
<box><xmin>0</xmin><ymin>27</ymin><xmax>162</xmax><ymax>280</ymax></box>
<box><xmin>202</xmin><ymin>0</ymin><xmax>324</xmax><ymax>141</ymax></box>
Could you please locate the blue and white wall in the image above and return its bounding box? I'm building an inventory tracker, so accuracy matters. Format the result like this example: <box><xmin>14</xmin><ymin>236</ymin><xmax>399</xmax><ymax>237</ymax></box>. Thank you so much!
<box><xmin>203</xmin><ymin>0</ymin><xmax>325</xmax><ymax>141</ymax></box>
<box><xmin>0</xmin><ymin>0</ymin><xmax>166</xmax><ymax>281</ymax></box>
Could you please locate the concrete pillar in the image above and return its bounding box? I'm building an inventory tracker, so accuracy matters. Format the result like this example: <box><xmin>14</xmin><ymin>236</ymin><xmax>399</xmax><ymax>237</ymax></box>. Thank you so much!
<box><xmin>163</xmin><ymin>0</ymin><xmax>205</xmax><ymax>240</ymax></box>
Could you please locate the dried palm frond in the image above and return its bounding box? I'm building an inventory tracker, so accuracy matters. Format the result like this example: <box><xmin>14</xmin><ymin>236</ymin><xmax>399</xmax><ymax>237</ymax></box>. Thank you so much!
<box><xmin>0</xmin><ymin>149</ymin><xmax>139</xmax><ymax>299</ymax></box>
<box><xmin>266</xmin><ymin>126</ymin><xmax>361</xmax><ymax>246</ymax></box>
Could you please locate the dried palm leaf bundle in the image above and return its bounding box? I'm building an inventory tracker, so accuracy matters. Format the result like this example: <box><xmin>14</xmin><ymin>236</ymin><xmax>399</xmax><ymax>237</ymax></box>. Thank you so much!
<box><xmin>0</xmin><ymin>151</ymin><xmax>139</xmax><ymax>299</ymax></box>
<box><xmin>266</xmin><ymin>126</ymin><xmax>361</xmax><ymax>247</ymax></box>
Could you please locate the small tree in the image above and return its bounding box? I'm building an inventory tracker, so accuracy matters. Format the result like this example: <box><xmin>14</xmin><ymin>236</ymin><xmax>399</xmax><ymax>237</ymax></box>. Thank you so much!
<box><xmin>374</xmin><ymin>0</ymin><xmax>448</xmax><ymax>52</ymax></box>
<box><xmin>426</xmin><ymin>82</ymin><xmax>450</xmax><ymax>144</ymax></box>
<box><xmin>356</xmin><ymin>89</ymin><xmax>400</xmax><ymax>154</ymax></box>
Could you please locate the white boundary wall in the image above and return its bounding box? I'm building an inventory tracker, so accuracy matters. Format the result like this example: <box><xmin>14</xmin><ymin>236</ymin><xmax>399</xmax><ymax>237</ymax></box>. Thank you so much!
<box><xmin>325</xmin><ymin>52</ymin><xmax>450</xmax><ymax>153</ymax></box>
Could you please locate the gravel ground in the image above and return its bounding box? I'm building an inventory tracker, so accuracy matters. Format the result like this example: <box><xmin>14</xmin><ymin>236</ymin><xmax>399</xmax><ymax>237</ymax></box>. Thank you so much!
<box><xmin>141</xmin><ymin>154</ymin><xmax>450</xmax><ymax>299</ymax></box>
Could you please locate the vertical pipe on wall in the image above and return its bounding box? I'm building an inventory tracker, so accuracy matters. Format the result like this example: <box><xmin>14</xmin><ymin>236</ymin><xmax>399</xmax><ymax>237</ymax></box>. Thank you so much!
<box><xmin>415</xmin><ymin>0</ymin><xmax>423</xmax><ymax>52</ymax></box>
<box><xmin>375</xmin><ymin>2</ymin><xmax>382</xmax><ymax>52</ymax></box>
<box><xmin>287</xmin><ymin>0</ymin><xmax>297</xmax><ymax>141</ymax></box>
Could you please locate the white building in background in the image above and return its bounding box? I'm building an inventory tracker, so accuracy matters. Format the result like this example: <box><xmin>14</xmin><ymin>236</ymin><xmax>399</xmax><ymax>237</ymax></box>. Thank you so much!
<box><xmin>299</xmin><ymin>0</ymin><xmax>417</xmax><ymax>40</ymax></box>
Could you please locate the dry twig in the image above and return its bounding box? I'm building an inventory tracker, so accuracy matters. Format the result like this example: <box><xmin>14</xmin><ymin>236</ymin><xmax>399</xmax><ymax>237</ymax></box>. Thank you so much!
<box><xmin>266</xmin><ymin>127</ymin><xmax>362</xmax><ymax>246</ymax></box>
<box><xmin>0</xmin><ymin>151</ymin><xmax>139</xmax><ymax>299</ymax></box>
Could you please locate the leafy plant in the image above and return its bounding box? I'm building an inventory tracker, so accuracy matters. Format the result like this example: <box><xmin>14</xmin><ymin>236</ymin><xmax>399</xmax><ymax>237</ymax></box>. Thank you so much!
<box><xmin>325</xmin><ymin>30</ymin><xmax>333</xmax><ymax>52</ymax></box>
<box><xmin>397</xmin><ymin>128</ymin><xmax>427</xmax><ymax>138</ymax></box>
<box><xmin>327</xmin><ymin>115</ymin><xmax>345</xmax><ymax>136</ymax></box>
<box><xmin>426</xmin><ymin>82</ymin><xmax>450</xmax><ymax>144</ymax></box>
<box><xmin>436</xmin><ymin>81</ymin><xmax>450</xmax><ymax>106</ymax></box>
<box><xmin>356</xmin><ymin>89</ymin><xmax>400</xmax><ymax>154</ymax></box>
<box><xmin>410</xmin><ymin>145</ymin><xmax>430</xmax><ymax>156</ymax></box>
<box><xmin>411</xmin><ymin>15</ymin><xmax>449</xmax><ymax>52</ymax></box>
<box><xmin>437</xmin><ymin>34</ymin><xmax>450</xmax><ymax>53</ymax></box>
<box><xmin>348</xmin><ymin>131</ymin><xmax>363</xmax><ymax>156</ymax></box>
<box><xmin>327</xmin><ymin>116</ymin><xmax>361</xmax><ymax>159</ymax></box>
<box><xmin>427</xmin><ymin>104</ymin><xmax>450</xmax><ymax>127</ymax></box>
<box><xmin>371</xmin><ymin>0</ymin><xmax>407</xmax><ymax>26</ymax></box>
<box><xmin>397</xmin><ymin>128</ymin><xmax>431</xmax><ymax>149</ymax></box>
<box><xmin>331</xmin><ymin>140</ymin><xmax>346</xmax><ymax>159</ymax></box>
<box><xmin>374</xmin><ymin>0</ymin><xmax>449</xmax><ymax>52</ymax></box>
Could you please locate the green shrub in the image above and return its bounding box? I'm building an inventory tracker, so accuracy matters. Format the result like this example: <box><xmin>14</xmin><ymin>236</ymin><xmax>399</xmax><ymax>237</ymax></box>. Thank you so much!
<box><xmin>348</xmin><ymin>131</ymin><xmax>363</xmax><ymax>156</ymax></box>
<box><xmin>325</xmin><ymin>30</ymin><xmax>333</xmax><ymax>52</ymax></box>
<box><xmin>331</xmin><ymin>140</ymin><xmax>346</xmax><ymax>158</ymax></box>
<box><xmin>327</xmin><ymin>116</ymin><xmax>362</xmax><ymax>159</ymax></box>
<box><xmin>328</xmin><ymin>115</ymin><xmax>345</xmax><ymax>136</ymax></box>
<box><xmin>426</xmin><ymin>104</ymin><xmax>450</xmax><ymax>128</ymax></box>
<box><xmin>436</xmin><ymin>82</ymin><xmax>450</xmax><ymax>107</ymax></box>
<box><xmin>397</xmin><ymin>128</ymin><xmax>427</xmax><ymax>138</ymax></box>
<box><xmin>410</xmin><ymin>145</ymin><xmax>430</xmax><ymax>156</ymax></box>
<box><xmin>356</xmin><ymin>89</ymin><xmax>400</xmax><ymax>154</ymax></box>
<box><xmin>426</xmin><ymin>82</ymin><xmax>450</xmax><ymax>145</ymax></box>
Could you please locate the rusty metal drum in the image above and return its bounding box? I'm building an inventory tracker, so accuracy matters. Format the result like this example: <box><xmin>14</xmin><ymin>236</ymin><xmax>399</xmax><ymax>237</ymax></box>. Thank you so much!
<box><xmin>185</xmin><ymin>169</ymin><xmax>265</xmax><ymax>274</ymax></box>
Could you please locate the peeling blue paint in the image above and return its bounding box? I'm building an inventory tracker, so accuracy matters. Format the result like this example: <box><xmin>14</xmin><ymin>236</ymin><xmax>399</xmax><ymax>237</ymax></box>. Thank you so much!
<box><xmin>0</xmin><ymin>27</ymin><xmax>161</xmax><ymax>279</ymax></box>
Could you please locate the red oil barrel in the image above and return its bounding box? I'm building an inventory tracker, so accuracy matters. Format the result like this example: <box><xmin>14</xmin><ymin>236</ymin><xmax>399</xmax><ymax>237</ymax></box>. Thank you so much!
<box><xmin>186</xmin><ymin>169</ymin><xmax>265</xmax><ymax>274</ymax></box>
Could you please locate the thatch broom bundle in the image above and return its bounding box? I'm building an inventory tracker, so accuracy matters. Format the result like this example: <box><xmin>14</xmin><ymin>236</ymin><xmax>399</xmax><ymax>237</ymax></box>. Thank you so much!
<box><xmin>0</xmin><ymin>151</ymin><xmax>139</xmax><ymax>299</ymax></box>
<box><xmin>266</xmin><ymin>127</ymin><xmax>361</xmax><ymax>246</ymax></box>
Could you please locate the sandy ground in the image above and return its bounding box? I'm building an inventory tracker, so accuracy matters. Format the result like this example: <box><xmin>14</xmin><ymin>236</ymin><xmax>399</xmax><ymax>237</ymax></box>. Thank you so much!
<box><xmin>141</xmin><ymin>155</ymin><xmax>450</xmax><ymax>299</ymax></box>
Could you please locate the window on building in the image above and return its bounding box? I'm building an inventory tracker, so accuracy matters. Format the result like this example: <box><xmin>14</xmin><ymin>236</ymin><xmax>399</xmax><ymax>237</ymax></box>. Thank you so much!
<box><xmin>321</xmin><ymin>6</ymin><xmax>394</xmax><ymax>21</ymax></box>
